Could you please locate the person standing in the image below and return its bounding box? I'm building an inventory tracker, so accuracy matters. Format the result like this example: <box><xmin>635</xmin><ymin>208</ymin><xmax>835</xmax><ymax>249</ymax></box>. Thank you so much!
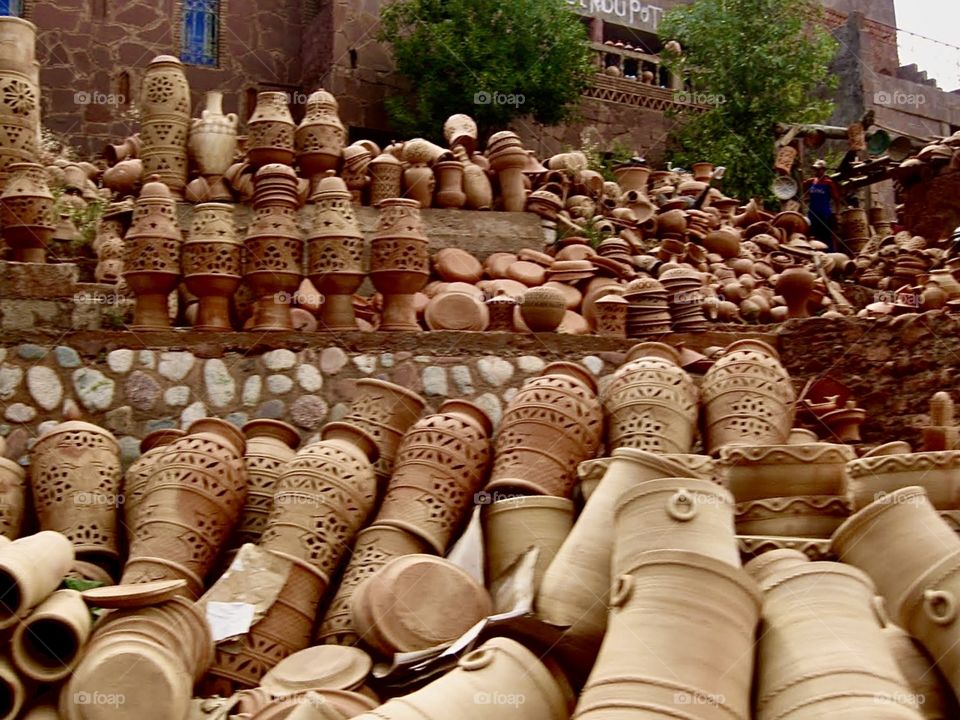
<box><xmin>803</xmin><ymin>159</ymin><xmax>844</xmax><ymax>252</ymax></box>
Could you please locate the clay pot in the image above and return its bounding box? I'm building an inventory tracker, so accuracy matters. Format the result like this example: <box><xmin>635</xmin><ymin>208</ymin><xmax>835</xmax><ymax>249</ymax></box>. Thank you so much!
<box><xmin>30</xmin><ymin>421</ymin><xmax>122</xmax><ymax>569</ymax></box>
<box><xmin>593</xmin><ymin>295</ymin><xmax>628</xmax><ymax>337</ymax></box>
<box><xmin>375</xmin><ymin>400</ymin><xmax>493</xmax><ymax>553</ymax></box>
<box><xmin>139</xmin><ymin>56</ymin><xmax>190</xmax><ymax>197</ymax></box>
<box><xmin>122</xmin><ymin>428</ymin><xmax>185</xmax><ymax>543</ymax></box>
<box><xmin>735</xmin><ymin>495</ymin><xmax>850</xmax><ymax>538</ymax></box>
<box><xmin>575</xmin><ymin>551</ymin><xmax>759</xmax><ymax>720</ymax></box>
<box><xmin>348</xmin><ymin>637</ymin><xmax>568</xmax><ymax>720</ymax></box>
<box><xmin>236</xmin><ymin>420</ymin><xmax>301</xmax><ymax>547</ymax></box>
<box><xmin>260</xmin><ymin>422</ymin><xmax>378</xmax><ymax>578</ymax></box>
<box><xmin>776</xmin><ymin>266</ymin><xmax>816</xmax><ymax>319</ymax></box>
<box><xmin>243</xmin><ymin>164</ymin><xmax>304</xmax><ymax>331</ymax></box>
<box><xmin>307</xmin><ymin>172</ymin><xmax>365</xmax><ymax>331</ymax></box>
<box><xmin>182</xmin><ymin>201</ymin><xmax>241</xmax><ymax>330</ymax></box>
<box><xmin>121</xmin><ymin>418</ymin><xmax>247</xmax><ymax>597</ymax></box>
<box><xmin>0</xmin><ymin>532</ymin><xmax>73</xmax><ymax>630</ymax></box>
<box><xmin>351</xmin><ymin>554</ymin><xmax>491</xmax><ymax>655</ymax></box>
<box><xmin>756</xmin><ymin>562</ymin><xmax>920</xmax><ymax>719</ymax></box>
<box><xmin>189</xmin><ymin>90</ymin><xmax>239</xmax><ymax>178</ymax></box>
<box><xmin>486</xmin><ymin>362</ymin><xmax>603</xmax><ymax>498</ymax></box>
<box><xmin>443</xmin><ymin>113</ymin><xmax>478</xmax><ymax>154</ymax></box>
<box><xmin>519</xmin><ymin>285</ymin><xmax>566</xmax><ymax>332</ymax></box>
<box><xmin>844</xmin><ymin>450</ymin><xmax>960</xmax><ymax>511</ymax></box>
<box><xmin>701</xmin><ymin>339</ymin><xmax>796</xmax><ymax>453</ymax></box>
<box><xmin>104</xmin><ymin>134</ymin><xmax>141</xmax><ymax>165</ymax></box>
<box><xmin>0</xmin><ymin>162</ymin><xmax>56</xmax><ymax>262</ymax></box>
<box><xmin>434</xmin><ymin>247</ymin><xmax>482</xmax><ymax>283</ymax></box>
<box><xmin>296</xmin><ymin>89</ymin><xmax>345</xmax><ymax>182</ymax></box>
<box><xmin>459</xmin><ymin>150</ymin><xmax>493</xmax><ymax>210</ymax></box>
<box><xmin>101</xmin><ymin>158</ymin><xmax>142</xmax><ymax>197</ymax></box>
<box><xmin>368</xmin><ymin>153</ymin><xmax>403</xmax><ymax>205</ymax></box>
<box><xmin>369</xmin><ymin>198</ymin><xmax>430</xmax><ymax>330</ymax></box>
<box><xmin>0</xmin><ymin>455</ymin><xmax>24</xmax><ymax>540</ymax></box>
<box><xmin>260</xmin><ymin>644</ymin><xmax>372</xmax><ymax>697</ymax></box>
<box><xmin>602</xmin><ymin>342</ymin><xmax>699</xmax><ymax>454</ymax></box>
<box><xmin>488</xmin><ymin>147</ymin><xmax>527</xmax><ymax>212</ymax></box>
<box><xmin>743</xmin><ymin>548</ymin><xmax>810</xmax><ymax>584</ymax></box>
<box><xmin>0</xmin><ymin>656</ymin><xmax>24</xmax><ymax>720</ymax></box>
<box><xmin>11</xmin><ymin>588</ymin><xmax>91</xmax><ymax>681</ymax></box>
<box><xmin>122</xmin><ymin>176</ymin><xmax>182</xmax><ymax>329</ymax></box>
<box><xmin>718</xmin><ymin>443</ymin><xmax>855</xmax><ymax>502</ymax></box>
<box><xmin>423</xmin><ymin>290</ymin><xmax>488</xmax><ymax>331</ymax></box>
<box><xmin>612</xmin><ymin>164</ymin><xmax>650</xmax><ymax>194</ymax></box>
<box><xmin>832</xmin><ymin>486</ymin><xmax>960</xmax><ymax>623</ymax></box>
<box><xmin>247</xmin><ymin>91</ymin><xmax>295</xmax><ymax>167</ymax></box>
<box><xmin>434</xmin><ymin>159</ymin><xmax>466</xmax><ymax>209</ymax></box>
<box><xmin>339</xmin><ymin>378</ymin><xmax>426</xmax><ymax>490</ymax></box>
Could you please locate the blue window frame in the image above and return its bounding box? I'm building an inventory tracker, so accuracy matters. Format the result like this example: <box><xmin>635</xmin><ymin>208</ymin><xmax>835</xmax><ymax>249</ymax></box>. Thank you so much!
<box><xmin>181</xmin><ymin>0</ymin><xmax>218</xmax><ymax>67</ymax></box>
<box><xmin>0</xmin><ymin>0</ymin><xmax>23</xmax><ymax>16</ymax></box>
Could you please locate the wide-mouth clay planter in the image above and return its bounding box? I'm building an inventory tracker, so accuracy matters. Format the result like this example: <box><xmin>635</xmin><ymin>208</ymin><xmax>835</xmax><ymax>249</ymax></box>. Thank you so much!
<box><xmin>735</xmin><ymin>495</ymin><xmax>851</xmax><ymax>539</ymax></box>
<box><xmin>844</xmin><ymin>450</ymin><xmax>960</xmax><ymax>511</ymax></box>
<box><xmin>717</xmin><ymin>443</ymin><xmax>855</xmax><ymax>503</ymax></box>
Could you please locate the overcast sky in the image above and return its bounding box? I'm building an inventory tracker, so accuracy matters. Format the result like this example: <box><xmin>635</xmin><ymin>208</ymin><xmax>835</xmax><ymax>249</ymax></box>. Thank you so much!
<box><xmin>893</xmin><ymin>0</ymin><xmax>960</xmax><ymax>91</ymax></box>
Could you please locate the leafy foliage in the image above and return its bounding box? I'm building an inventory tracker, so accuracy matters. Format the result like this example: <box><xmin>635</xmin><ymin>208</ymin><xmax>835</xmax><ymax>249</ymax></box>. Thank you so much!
<box><xmin>378</xmin><ymin>0</ymin><xmax>595</xmax><ymax>139</ymax></box>
<box><xmin>660</xmin><ymin>0</ymin><xmax>837</xmax><ymax>200</ymax></box>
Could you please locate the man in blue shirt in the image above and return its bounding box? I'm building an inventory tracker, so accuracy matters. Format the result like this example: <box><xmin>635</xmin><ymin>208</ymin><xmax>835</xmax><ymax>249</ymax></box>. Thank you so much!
<box><xmin>803</xmin><ymin>159</ymin><xmax>844</xmax><ymax>253</ymax></box>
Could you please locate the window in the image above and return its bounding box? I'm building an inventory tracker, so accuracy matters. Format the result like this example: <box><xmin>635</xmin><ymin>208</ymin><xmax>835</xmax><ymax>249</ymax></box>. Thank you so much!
<box><xmin>0</xmin><ymin>0</ymin><xmax>23</xmax><ymax>16</ymax></box>
<box><xmin>181</xmin><ymin>0</ymin><xmax>219</xmax><ymax>67</ymax></box>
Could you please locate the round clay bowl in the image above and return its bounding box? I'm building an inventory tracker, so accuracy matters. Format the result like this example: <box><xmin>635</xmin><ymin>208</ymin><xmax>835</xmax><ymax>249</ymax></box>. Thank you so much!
<box><xmin>81</xmin><ymin>580</ymin><xmax>188</xmax><ymax>609</ymax></box>
<box><xmin>543</xmin><ymin>281</ymin><xmax>582</xmax><ymax>311</ymax></box>
<box><xmin>442</xmin><ymin>281</ymin><xmax>484</xmax><ymax>300</ymax></box>
<box><xmin>260</xmin><ymin>645</ymin><xmax>372</xmax><ymax>696</ymax></box>
<box><xmin>517</xmin><ymin>248</ymin><xmax>555</xmax><ymax>267</ymax></box>
<box><xmin>423</xmin><ymin>291</ymin><xmax>489</xmax><ymax>331</ymax></box>
<box><xmin>556</xmin><ymin>245</ymin><xmax>596</xmax><ymax>262</ymax></box>
<box><xmin>507</xmin><ymin>261</ymin><xmax>547</xmax><ymax>286</ymax></box>
<box><xmin>557</xmin><ymin>310</ymin><xmax>590</xmax><ymax>335</ymax></box>
<box><xmin>484</xmin><ymin>252</ymin><xmax>517</xmax><ymax>279</ymax></box>
<box><xmin>718</xmin><ymin>444</ymin><xmax>856</xmax><ymax>502</ymax></box>
<box><xmin>433</xmin><ymin>248</ymin><xmax>483</xmax><ymax>283</ymax></box>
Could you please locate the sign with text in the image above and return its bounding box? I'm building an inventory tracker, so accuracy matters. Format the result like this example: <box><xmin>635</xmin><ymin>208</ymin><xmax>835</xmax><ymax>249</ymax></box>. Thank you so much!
<box><xmin>566</xmin><ymin>0</ymin><xmax>685</xmax><ymax>33</ymax></box>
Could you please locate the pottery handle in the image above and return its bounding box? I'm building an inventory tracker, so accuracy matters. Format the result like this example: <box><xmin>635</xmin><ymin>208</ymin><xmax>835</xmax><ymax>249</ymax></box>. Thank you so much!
<box><xmin>225</xmin><ymin>112</ymin><xmax>239</xmax><ymax>127</ymax></box>
<box><xmin>923</xmin><ymin>589</ymin><xmax>957</xmax><ymax>626</ymax></box>
<box><xmin>459</xmin><ymin>646</ymin><xmax>496</xmax><ymax>671</ymax></box>
<box><xmin>610</xmin><ymin>574</ymin><xmax>634</xmax><ymax>608</ymax></box>
<box><xmin>667</xmin><ymin>488</ymin><xmax>698</xmax><ymax>521</ymax></box>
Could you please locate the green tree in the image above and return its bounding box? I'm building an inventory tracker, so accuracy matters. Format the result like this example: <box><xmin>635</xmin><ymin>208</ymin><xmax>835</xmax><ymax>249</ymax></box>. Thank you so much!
<box><xmin>378</xmin><ymin>0</ymin><xmax>595</xmax><ymax>140</ymax></box>
<box><xmin>659</xmin><ymin>0</ymin><xmax>837</xmax><ymax>200</ymax></box>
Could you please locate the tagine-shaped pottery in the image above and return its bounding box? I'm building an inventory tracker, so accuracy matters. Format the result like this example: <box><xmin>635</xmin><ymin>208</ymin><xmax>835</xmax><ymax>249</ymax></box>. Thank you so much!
<box><xmin>296</xmin><ymin>88</ymin><xmax>345</xmax><ymax>190</ymax></box>
<box><xmin>369</xmin><ymin>198</ymin><xmax>430</xmax><ymax>330</ymax></box>
<box><xmin>0</xmin><ymin>162</ymin><xmax>56</xmax><ymax>262</ymax></box>
<box><xmin>246</xmin><ymin>91</ymin><xmax>295</xmax><ymax>168</ymax></box>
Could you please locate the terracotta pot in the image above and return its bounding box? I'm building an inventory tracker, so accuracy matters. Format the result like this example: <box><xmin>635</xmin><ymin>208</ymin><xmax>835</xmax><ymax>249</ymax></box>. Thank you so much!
<box><xmin>369</xmin><ymin>198</ymin><xmax>429</xmax><ymax>330</ymax></box>
<box><xmin>519</xmin><ymin>285</ymin><xmax>566</xmax><ymax>332</ymax></box>
<box><xmin>756</xmin><ymin>562</ymin><xmax>920</xmax><ymax>719</ymax></box>
<box><xmin>403</xmin><ymin>163</ymin><xmax>434</xmax><ymax>208</ymax></box>
<box><xmin>718</xmin><ymin>443</ymin><xmax>855</xmax><ymax>502</ymax></box>
<box><xmin>121</xmin><ymin>418</ymin><xmax>247</xmax><ymax>597</ymax></box>
<box><xmin>743</xmin><ymin>548</ymin><xmax>809</xmax><ymax>584</ymax></box>
<box><xmin>612</xmin><ymin>164</ymin><xmax>650</xmax><ymax>194</ymax></box>
<box><xmin>101</xmin><ymin>158</ymin><xmax>142</xmax><ymax>197</ymax></box>
<box><xmin>537</xmin><ymin>448</ymin><xmax>714</xmax><ymax>653</ymax></box>
<box><xmin>307</xmin><ymin>172</ymin><xmax>365</xmax><ymax>331</ymax></box>
<box><xmin>486</xmin><ymin>362</ymin><xmax>603</xmax><ymax>498</ymax></box>
<box><xmin>375</xmin><ymin>400</ymin><xmax>493</xmax><ymax>553</ymax></box>
<box><xmin>703</xmin><ymin>226</ymin><xmax>740</xmax><ymax>259</ymax></box>
<box><xmin>236</xmin><ymin>420</ymin><xmax>301</xmax><ymax>547</ymax></box>
<box><xmin>0</xmin><ymin>162</ymin><xmax>55</xmax><ymax>263</ymax></box>
<box><xmin>844</xmin><ymin>450</ymin><xmax>960</xmax><ymax>511</ymax></box>
<box><xmin>104</xmin><ymin>134</ymin><xmax>141</xmax><ymax>165</ymax></box>
<box><xmin>602</xmin><ymin>342</ymin><xmax>699</xmax><ymax>454</ymax></box>
<box><xmin>443</xmin><ymin>113</ymin><xmax>478</xmax><ymax>154</ymax></box>
<box><xmin>575</xmin><ymin>551</ymin><xmax>759</xmax><ymax>720</ymax></box>
<box><xmin>296</xmin><ymin>89</ymin><xmax>345</xmax><ymax>182</ymax></box>
<box><xmin>702</xmin><ymin>339</ymin><xmax>796</xmax><ymax>453</ymax></box>
<box><xmin>0</xmin><ymin>455</ymin><xmax>24</xmax><ymax>540</ymax></box>
<box><xmin>351</xmin><ymin>554</ymin><xmax>491</xmax><ymax>656</ymax></box>
<box><xmin>247</xmin><ymin>91</ymin><xmax>295</xmax><ymax>167</ymax></box>
<box><xmin>0</xmin><ymin>656</ymin><xmax>24</xmax><ymax>720</ymax></box>
<box><xmin>776</xmin><ymin>266</ymin><xmax>816</xmax><ymax>319</ymax></box>
<box><xmin>832</xmin><ymin>486</ymin><xmax>960</xmax><ymax>623</ymax></box>
<box><xmin>458</xmin><ymin>148</ymin><xmax>493</xmax><ymax>210</ymax></box>
<box><xmin>423</xmin><ymin>290</ymin><xmax>489</xmax><ymax>331</ymax></box>
<box><xmin>0</xmin><ymin>531</ymin><xmax>75</xmax><ymax>629</ymax></box>
<box><xmin>315</xmin><ymin>524</ymin><xmax>432</xmax><ymax>646</ymax></box>
<box><xmin>367</xmin><ymin>153</ymin><xmax>403</xmax><ymax>205</ymax></box>
<box><xmin>592</xmin><ymin>294</ymin><xmax>628</xmax><ymax>337</ymax></box>
<box><xmin>139</xmin><ymin>55</ymin><xmax>190</xmax><ymax>197</ymax></box>
<box><xmin>434</xmin><ymin>160</ymin><xmax>466</xmax><ymax>209</ymax></box>
<box><xmin>348</xmin><ymin>637</ymin><xmax>568</xmax><ymax>720</ymax></box>
<box><xmin>182</xmin><ymin>201</ymin><xmax>241</xmax><ymax>330</ymax></box>
<box><xmin>259</xmin><ymin>644</ymin><xmax>371</xmax><ymax>698</ymax></box>
<box><xmin>488</xmin><ymin>147</ymin><xmax>527</xmax><ymax>212</ymax></box>
<box><xmin>122</xmin><ymin>176</ymin><xmax>182</xmax><ymax>328</ymax></box>
<box><xmin>244</xmin><ymin>164</ymin><xmax>304</xmax><ymax>331</ymax></box>
<box><xmin>189</xmin><ymin>90</ymin><xmax>239</xmax><ymax>178</ymax></box>
<box><xmin>30</xmin><ymin>421</ymin><xmax>122</xmax><ymax>568</ymax></box>
<box><xmin>260</xmin><ymin>423</ymin><xmax>378</xmax><ymax>578</ymax></box>
<box><xmin>122</xmin><ymin>429</ymin><xmax>185</xmax><ymax>542</ymax></box>
<box><xmin>11</xmin><ymin>588</ymin><xmax>91</xmax><ymax>681</ymax></box>
<box><xmin>0</xmin><ymin>18</ymin><xmax>39</xmax><ymax>185</ymax></box>
<box><xmin>735</xmin><ymin>495</ymin><xmax>851</xmax><ymax>538</ymax></box>
<box><xmin>340</xmin><ymin>378</ymin><xmax>426</xmax><ymax>490</ymax></box>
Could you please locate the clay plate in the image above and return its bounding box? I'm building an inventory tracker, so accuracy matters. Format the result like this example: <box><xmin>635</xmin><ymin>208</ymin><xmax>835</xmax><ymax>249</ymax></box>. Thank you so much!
<box><xmin>81</xmin><ymin>579</ymin><xmax>189</xmax><ymax>608</ymax></box>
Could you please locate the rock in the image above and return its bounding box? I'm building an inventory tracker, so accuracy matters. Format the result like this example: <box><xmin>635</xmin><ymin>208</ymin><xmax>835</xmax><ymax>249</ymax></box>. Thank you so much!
<box><xmin>296</xmin><ymin>364</ymin><xmax>323</xmax><ymax>392</ymax></box>
<box><xmin>380</xmin><ymin>353</ymin><xmax>395</xmax><ymax>368</ymax></box>
<box><xmin>138</xmin><ymin>350</ymin><xmax>156</xmax><ymax>369</ymax></box>
<box><xmin>582</xmin><ymin>355</ymin><xmax>604</xmax><ymax>375</ymax></box>
<box><xmin>61</xmin><ymin>398</ymin><xmax>81</xmax><ymax>419</ymax></box>
<box><xmin>267</xmin><ymin>374</ymin><xmax>294</xmax><ymax>395</ymax></box>
<box><xmin>105</xmin><ymin>406</ymin><xmax>135</xmax><ymax>435</ymax></box>
<box><xmin>263</xmin><ymin>349</ymin><xmax>297</xmax><ymax>371</ymax></box>
<box><xmin>26</xmin><ymin>366</ymin><xmax>63</xmax><ymax>410</ymax></box>
<box><xmin>414</xmin><ymin>355</ymin><xmax>432</xmax><ymax>363</ymax></box>
<box><xmin>353</xmin><ymin>354</ymin><xmax>376</xmax><ymax>374</ymax></box>
<box><xmin>53</xmin><ymin>346</ymin><xmax>80</xmax><ymax>367</ymax></box>
<box><xmin>163</xmin><ymin>386</ymin><xmax>191</xmax><ymax>407</ymax></box>
<box><xmin>423</xmin><ymin>366</ymin><xmax>448</xmax><ymax>396</ymax></box>
<box><xmin>477</xmin><ymin>356</ymin><xmax>514</xmax><ymax>387</ymax></box>
<box><xmin>145</xmin><ymin>418</ymin><xmax>176</xmax><ymax>432</ymax></box>
<box><xmin>124</xmin><ymin>371</ymin><xmax>161</xmax><ymax>411</ymax></box>
<box><xmin>37</xmin><ymin>420</ymin><xmax>59</xmax><ymax>436</ymax></box>
<box><xmin>4</xmin><ymin>404</ymin><xmax>35</xmax><ymax>423</ymax></box>
<box><xmin>0</xmin><ymin>365</ymin><xmax>23</xmax><ymax>401</ymax></box>
<box><xmin>328</xmin><ymin>402</ymin><xmax>350</xmax><ymax>422</ymax></box>
<box><xmin>255</xmin><ymin>399</ymin><xmax>286</xmax><ymax>419</ymax></box>
<box><xmin>158</xmin><ymin>351</ymin><xmax>195</xmax><ymax>381</ymax></box>
<box><xmin>4</xmin><ymin>428</ymin><xmax>29</xmax><ymax>461</ymax></box>
<box><xmin>451</xmin><ymin>365</ymin><xmax>474</xmax><ymax>395</ymax></box>
<box><xmin>242</xmin><ymin>376</ymin><xmax>262</xmax><ymax>407</ymax></box>
<box><xmin>320</xmin><ymin>347</ymin><xmax>348</xmax><ymax>374</ymax></box>
<box><xmin>503</xmin><ymin>387</ymin><xmax>519</xmax><ymax>403</ymax></box>
<box><xmin>18</xmin><ymin>344</ymin><xmax>47</xmax><ymax>361</ymax></box>
<box><xmin>392</xmin><ymin>363</ymin><xmax>422</xmax><ymax>393</ymax></box>
<box><xmin>180</xmin><ymin>401</ymin><xmax>207</xmax><ymax>428</ymax></box>
<box><xmin>290</xmin><ymin>395</ymin><xmax>329</xmax><ymax>430</ymax></box>
<box><xmin>204</xmin><ymin>359</ymin><xmax>236</xmax><ymax>408</ymax></box>
<box><xmin>225</xmin><ymin>411</ymin><xmax>249</xmax><ymax>428</ymax></box>
<box><xmin>118</xmin><ymin>436</ymin><xmax>141</xmax><ymax>468</ymax></box>
<box><xmin>517</xmin><ymin>355</ymin><xmax>546</xmax><ymax>374</ymax></box>
<box><xmin>107</xmin><ymin>349</ymin><xmax>135</xmax><ymax>374</ymax></box>
<box><xmin>72</xmin><ymin>368</ymin><xmax>115</xmax><ymax>411</ymax></box>
<box><xmin>473</xmin><ymin>393</ymin><xmax>502</xmax><ymax>428</ymax></box>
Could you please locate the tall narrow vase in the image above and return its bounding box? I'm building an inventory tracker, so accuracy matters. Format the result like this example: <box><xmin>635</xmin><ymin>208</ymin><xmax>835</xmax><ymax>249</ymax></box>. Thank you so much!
<box><xmin>139</xmin><ymin>55</ymin><xmax>190</xmax><ymax>198</ymax></box>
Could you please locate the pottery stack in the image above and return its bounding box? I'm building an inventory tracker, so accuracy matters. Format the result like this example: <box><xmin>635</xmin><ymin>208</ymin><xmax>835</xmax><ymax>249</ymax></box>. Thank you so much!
<box><xmin>0</xmin><ymin>17</ymin><xmax>40</xmax><ymax>183</ymax></box>
<box><xmin>138</xmin><ymin>55</ymin><xmax>191</xmax><ymax>198</ymax></box>
<box><xmin>181</xmin><ymin>201</ymin><xmax>242</xmax><ymax>330</ymax></box>
<box><xmin>369</xmin><ymin>198</ymin><xmax>430</xmax><ymax>331</ymax></box>
<box><xmin>0</xmin><ymin>162</ymin><xmax>56</xmax><ymax>263</ymax></box>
